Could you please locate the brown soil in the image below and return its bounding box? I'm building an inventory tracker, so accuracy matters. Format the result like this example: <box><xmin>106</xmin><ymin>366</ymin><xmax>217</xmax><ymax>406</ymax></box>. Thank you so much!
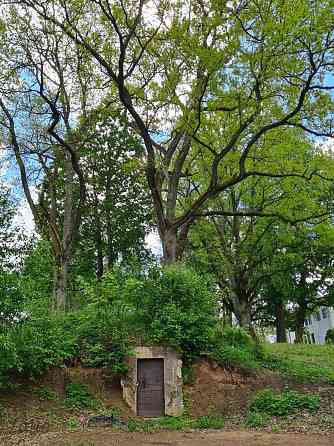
<box><xmin>185</xmin><ymin>359</ymin><xmax>285</xmax><ymax>417</ymax></box>
<box><xmin>1</xmin><ymin>361</ymin><xmax>334</xmax><ymax>441</ymax></box>
<box><xmin>1</xmin><ymin>429</ymin><xmax>333</xmax><ymax>446</ymax></box>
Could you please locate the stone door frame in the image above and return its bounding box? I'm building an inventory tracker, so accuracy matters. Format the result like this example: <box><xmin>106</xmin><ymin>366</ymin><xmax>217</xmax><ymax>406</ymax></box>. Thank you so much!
<box><xmin>121</xmin><ymin>346</ymin><xmax>183</xmax><ymax>417</ymax></box>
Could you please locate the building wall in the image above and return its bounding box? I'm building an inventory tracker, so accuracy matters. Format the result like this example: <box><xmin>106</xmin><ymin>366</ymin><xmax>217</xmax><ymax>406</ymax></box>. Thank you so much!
<box><xmin>304</xmin><ymin>307</ymin><xmax>334</xmax><ymax>344</ymax></box>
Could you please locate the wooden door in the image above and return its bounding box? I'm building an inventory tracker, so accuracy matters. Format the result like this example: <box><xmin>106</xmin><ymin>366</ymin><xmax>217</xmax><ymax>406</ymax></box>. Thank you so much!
<box><xmin>137</xmin><ymin>358</ymin><xmax>165</xmax><ymax>417</ymax></box>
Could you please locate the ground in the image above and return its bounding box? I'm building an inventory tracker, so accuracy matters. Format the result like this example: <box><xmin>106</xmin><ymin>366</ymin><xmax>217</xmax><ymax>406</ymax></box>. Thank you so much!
<box><xmin>1</xmin><ymin>429</ymin><xmax>333</xmax><ymax>446</ymax></box>
<box><xmin>1</xmin><ymin>345</ymin><xmax>334</xmax><ymax>445</ymax></box>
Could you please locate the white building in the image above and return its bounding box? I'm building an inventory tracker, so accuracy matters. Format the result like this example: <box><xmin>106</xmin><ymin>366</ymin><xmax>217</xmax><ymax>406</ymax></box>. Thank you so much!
<box><xmin>303</xmin><ymin>307</ymin><xmax>334</xmax><ymax>344</ymax></box>
<box><xmin>264</xmin><ymin>307</ymin><xmax>334</xmax><ymax>344</ymax></box>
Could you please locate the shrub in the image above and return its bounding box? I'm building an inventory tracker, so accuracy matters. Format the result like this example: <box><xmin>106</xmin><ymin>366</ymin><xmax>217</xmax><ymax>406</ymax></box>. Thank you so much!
<box><xmin>244</xmin><ymin>411</ymin><xmax>270</xmax><ymax>428</ymax></box>
<box><xmin>210</xmin><ymin>327</ymin><xmax>263</xmax><ymax>371</ymax></box>
<box><xmin>0</xmin><ymin>310</ymin><xmax>77</xmax><ymax>389</ymax></box>
<box><xmin>74</xmin><ymin>303</ymin><xmax>134</xmax><ymax>373</ymax></box>
<box><xmin>34</xmin><ymin>386</ymin><xmax>58</xmax><ymax>401</ymax></box>
<box><xmin>325</xmin><ymin>329</ymin><xmax>334</xmax><ymax>344</ymax></box>
<box><xmin>64</xmin><ymin>383</ymin><xmax>100</xmax><ymax>409</ymax></box>
<box><xmin>250</xmin><ymin>389</ymin><xmax>320</xmax><ymax>417</ymax></box>
<box><xmin>193</xmin><ymin>414</ymin><xmax>225</xmax><ymax>429</ymax></box>
<box><xmin>93</xmin><ymin>265</ymin><xmax>219</xmax><ymax>363</ymax></box>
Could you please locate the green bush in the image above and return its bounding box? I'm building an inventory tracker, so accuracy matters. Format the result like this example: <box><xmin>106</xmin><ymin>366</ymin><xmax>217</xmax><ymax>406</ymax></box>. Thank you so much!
<box><xmin>325</xmin><ymin>329</ymin><xmax>334</xmax><ymax>344</ymax></box>
<box><xmin>244</xmin><ymin>411</ymin><xmax>270</xmax><ymax>427</ymax></box>
<box><xmin>74</xmin><ymin>303</ymin><xmax>133</xmax><ymax>373</ymax></box>
<box><xmin>0</xmin><ymin>310</ymin><xmax>77</xmax><ymax>389</ymax></box>
<box><xmin>250</xmin><ymin>389</ymin><xmax>320</xmax><ymax>417</ymax></box>
<box><xmin>64</xmin><ymin>383</ymin><xmax>99</xmax><ymax>409</ymax></box>
<box><xmin>210</xmin><ymin>327</ymin><xmax>263</xmax><ymax>370</ymax></box>
<box><xmin>91</xmin><ymin>265</ymin><xmax>219</xmax><ymax>363</ymax></box>
<box><xmin>193</xmin><ymin>414</ymin><xmax>225</xmax><ymax>429</ymax></box>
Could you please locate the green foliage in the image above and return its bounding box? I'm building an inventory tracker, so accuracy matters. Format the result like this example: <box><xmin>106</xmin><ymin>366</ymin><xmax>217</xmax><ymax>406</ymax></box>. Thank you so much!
<box><xmin>98</xmin><ymin>265</ymin><xmax>219</xmax><ymax>362</ymax></box>
<box><xmin>193</xmin><ymin>414</ymin><xmax>225</xmax><ymax>429</ymax></box>
<box><xmin>64</xmin><ymin>383</ymin><xmax>99</xmax><ymax>409</ymax></box>
<box><xmin>0</xmin><ymin>272</ymin><xmax>25</xmax><ymax>323</ymax></box>
<box><xmin>0</xmin><ymin>304</ymin><xmax>78</xmax><ymax>389</ymax></box>
<box><xmin>244</xmin><ymin>411</ymin><xmax>271</xmax><ymax>428</ymax></box>
<box><xmin>34</xmin><ymin>386</ymin><xmax>58</xmax><ymax>401</ymax></box>
<box><xmin>73</xmin><ymin>303</ymin><xmax>133</xmax><ymax>373</ymax></box>
<box><xmin>263</xmin><ymin>343</ymin><xmax>334</xmax><ymax>384</ymax></box>
<box><xmin>325</xmin><ymin>329</ymin><xmax>334</xmax><ymax>344</ymax></box>
<box><xmin>66</xmin><ymin>417</ymin><xmax>79</xmax><ymax>431</ymax></box>
<box><xmin>20</xmin><ymin>240</ymin><xmax>54</xmax><ymax>302</ymax></box>
<box><xmin>210</xmin><ymin>327</ymin><xmax>263</xmax><ymax>371</ymax></box>
<box><xmin>250</xmin><ymin>389</ymin><xmax>320</xmax><ymax>417</ymax></box>
<box><xmin>127</xmin><ymin>415</ymin><xmax>224</xmax><ymax>432</ymax></box>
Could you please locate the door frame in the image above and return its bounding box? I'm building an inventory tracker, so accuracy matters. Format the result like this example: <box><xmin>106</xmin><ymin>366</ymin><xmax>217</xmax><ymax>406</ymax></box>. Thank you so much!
<box><xmin>136</xmin><ymin>358</ymin><xmax>165</xmax><ymax>417</ymax></box>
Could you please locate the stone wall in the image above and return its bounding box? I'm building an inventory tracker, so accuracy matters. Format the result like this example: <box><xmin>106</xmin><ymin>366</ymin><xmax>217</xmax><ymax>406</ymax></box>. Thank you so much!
<box><xmin>121</xmin><ymin>346</ymin><xmax>183</xmax><ymax>416</ymax></box>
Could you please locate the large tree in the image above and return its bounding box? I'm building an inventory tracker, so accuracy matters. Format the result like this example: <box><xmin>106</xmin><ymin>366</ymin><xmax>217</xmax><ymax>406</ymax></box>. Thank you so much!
<box><xmin>186</xmin><ymin>137</ymin><xmax>334</xmax><ymax>333</ymax></box>
<box><xmin>0</xmin><ymin>15</ymin><xmax>95</xmax><ymax>308</ymax></box>
<box><xmin>16</xmin><ymin>0</ymin><xmax>334</xmax><ymax>262</ymax></box>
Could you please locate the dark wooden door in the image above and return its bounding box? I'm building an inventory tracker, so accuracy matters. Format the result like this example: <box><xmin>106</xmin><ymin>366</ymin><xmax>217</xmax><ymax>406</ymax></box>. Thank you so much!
<box><xmin>137</xmin><ymin>359</ymin><xmax>164</xmax><ymax>417</ymax></box>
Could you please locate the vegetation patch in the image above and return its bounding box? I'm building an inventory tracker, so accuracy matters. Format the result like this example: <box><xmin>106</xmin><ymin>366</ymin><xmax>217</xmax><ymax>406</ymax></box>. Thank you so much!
<box><xmin>126</xmin><ymin>415</ymin><xmax>225</xmax><ymax>432</ymax></box>
<box><xmin>209</xmin><ymin>327</ymin><xmax>263</xmax><ymax>371</ymax></box>
<box><xmin>249</xmin><ymin>389</ymin><xmax>320</xmax><ymax>417</ymax></box>
<box><xmin>263</xmin><ymin>344</ymin><xmax>334</xmax><ymax>384</ymax></box>
<box><xmin>63</xmin><ymin>383</ymin><xmax>101</xmax><ymax>410</ymax></box>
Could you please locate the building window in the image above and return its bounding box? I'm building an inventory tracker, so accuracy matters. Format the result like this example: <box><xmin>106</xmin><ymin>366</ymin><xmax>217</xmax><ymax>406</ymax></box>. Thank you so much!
<box><xmin>322</xmin><ymin>308</ymin><xmax>328</xmax><ymax>319</ymax></box>
<box><xmin>315</xmin><ymin>312</ymin><xmax>321</xmax><ymax>321</ymax></box>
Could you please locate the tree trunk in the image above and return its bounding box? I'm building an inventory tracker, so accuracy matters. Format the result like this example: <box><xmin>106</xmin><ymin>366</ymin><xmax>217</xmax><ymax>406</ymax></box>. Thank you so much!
<box><xmin>233</xmin><ymin>297</ymin><xmax>252</xmax><ymax>331</ymax></box>
<box><xmin>160</xmin><ymin>223</ymin><xmax>190</xmax><ymax>264</ymax></box>
<box><xmin>53</xmin><ymin>256</ymin><xmax>69</xmax><ymax>311</ymax></box>
<box><xmin>161</xmin><ymin>227</ymin><xmax>178</xmax><ymax>263</ymax></box>
<box><xmin>275</xmin><ymin>300</ymin><xmax>287</xmax><ymax>343</ymax></box>
<box><xmin>94</xmin><ymin>206</ymin><xmax>104</xmax><ymax>279</ymax></box>
<box><xmin>295</xmin><ymin>307</ymin><xmax>306</xmax><ymax>343</ymax></box>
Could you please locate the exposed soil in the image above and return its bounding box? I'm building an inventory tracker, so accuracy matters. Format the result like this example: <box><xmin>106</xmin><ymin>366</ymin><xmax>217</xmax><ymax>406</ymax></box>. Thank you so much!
<box><xmin>185</xmin><ymin>359</ymin><xmax>285</xmax><ymax>417</ymax></box>
<box><xmin>1</xmin><ymin>429</ymin><xmax>333</xmax><ymax>446</ymax></box>
<box><xmin>1</xmin><ymin>360</ymin><xmax>334</xmax><ymax>443</ymax></box>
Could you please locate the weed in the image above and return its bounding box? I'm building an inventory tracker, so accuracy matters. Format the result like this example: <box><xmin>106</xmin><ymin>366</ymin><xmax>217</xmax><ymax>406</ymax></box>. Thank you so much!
<box><xmin>250</xmin><ymin>389</ymin><xmax>320</xmax><ymax>417</ymax></box>
<box><xmin>64</xmin><ymin>383</ymin><xmax>100</xmax><ymax>409</ymax></box>
<box><xmin>193</xmin><ymin>414</ymin><xmax>225</xmax><ymax>429</ymax></box>
<box><xmin>34</xmin><ymin>386</ymin><xmax>58</xmax><ymax>401</ymax></box>
<box><xmin>67</xmin><ymin>417</ymin><xmax>79</xmax><ymax>431</ymax></box>
<box><xmin>245</xmin><ymin>411</ymin><xmax>270</xmax><ymax>428</ymax></box>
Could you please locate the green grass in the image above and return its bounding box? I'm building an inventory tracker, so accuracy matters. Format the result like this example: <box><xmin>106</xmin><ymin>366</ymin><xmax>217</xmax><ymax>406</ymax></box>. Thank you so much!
<box><xmin>250</xmin><ymin>389</ymin><xmax>320</xmax><ymax>416</ymax></box>
<box><xmin>127</xmin><ymin>415</ymin><xmax>225</xmax><ymax>432</ymax></box>
<box><xmin>262</xmin><ymin>343</ymin><xmax>334</xmax><ymax>384</ymax></box>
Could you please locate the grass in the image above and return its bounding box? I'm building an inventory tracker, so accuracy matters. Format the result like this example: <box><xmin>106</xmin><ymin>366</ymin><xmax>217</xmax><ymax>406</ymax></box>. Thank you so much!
<box><xmin>127</xmin><ymin>414</ymin><xmax>225</xmax><ymax>432</ymax></box>
<box><xmin>262</xmin><ymin>343</ymin><xmax>334</xmax><ymax>384</ymax></box>
<box><xmin>249</xmin><ymin>389</ymin><xmax>320</xmax><ymax>416</ymax></box>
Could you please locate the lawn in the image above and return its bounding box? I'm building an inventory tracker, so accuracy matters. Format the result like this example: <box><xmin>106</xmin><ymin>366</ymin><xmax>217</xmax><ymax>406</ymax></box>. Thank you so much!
<box><xmin>262</xmin><ymin>343</ymin><xmax>334</xmax><ymax>384</ymax></box>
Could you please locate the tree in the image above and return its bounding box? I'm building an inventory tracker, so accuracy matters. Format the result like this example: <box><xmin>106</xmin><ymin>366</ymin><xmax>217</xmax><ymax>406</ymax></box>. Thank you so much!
<box><xmin>262</xmin><ymin>222</ymin><xmax>334</xmax><ymax>343</ymax></box>
<box><xmin>186</xmin><ymin>138</ymin><xmax>334</xmax><ymax>334</ymax></box>
<box><xmin>0</xmin><ymin>184</ymin><xmax>18</xmax><ymax>270</ymax></box>
<box><xmin>0</xmin><ymin>15</ymin><xmax>92</xmax><ymax>308</ymax></box>
<box><xmin>18</xmin><ymin>0</ymin><xmax>334</xmax><ymax>262</ymax></box>
<box><xmin>72</xmin><ymin>110</ymin><xmax>152</xmax><ymax>279</ymax></box>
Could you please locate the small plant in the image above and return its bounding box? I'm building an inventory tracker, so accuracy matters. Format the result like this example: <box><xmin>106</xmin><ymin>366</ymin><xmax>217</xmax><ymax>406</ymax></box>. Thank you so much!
<box><xmin>325</xmin><ymin>329</ymin><xmax>334</xmax><ymax>344</ymax></box>
<box><xmin>245</xmin><ymin>411</ymin><xmax>270</xmax><ymax>428</ymax></box>
<box><xmin>250</xmin><ymin>389</ymin><xmax>320</xmax><ymax>417</ymax></box>
<box><xmin>64</xmin><ymin>382</ymin><xmax>100</xmax><ymax>409</ymax></box>
<box><xmin>67</xmin><ymin>417</ymin><xmax>79</xmax><ymax>431</ymax></box>
<box><xmin>193</xmin><ymin>414</ymin><xmax>225</xmax><ymax>429</ymax></box>
<box><xmin>34</xmin><ymin>386</ymin><xmax>58</xmax><ymax>401</ymax></box>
